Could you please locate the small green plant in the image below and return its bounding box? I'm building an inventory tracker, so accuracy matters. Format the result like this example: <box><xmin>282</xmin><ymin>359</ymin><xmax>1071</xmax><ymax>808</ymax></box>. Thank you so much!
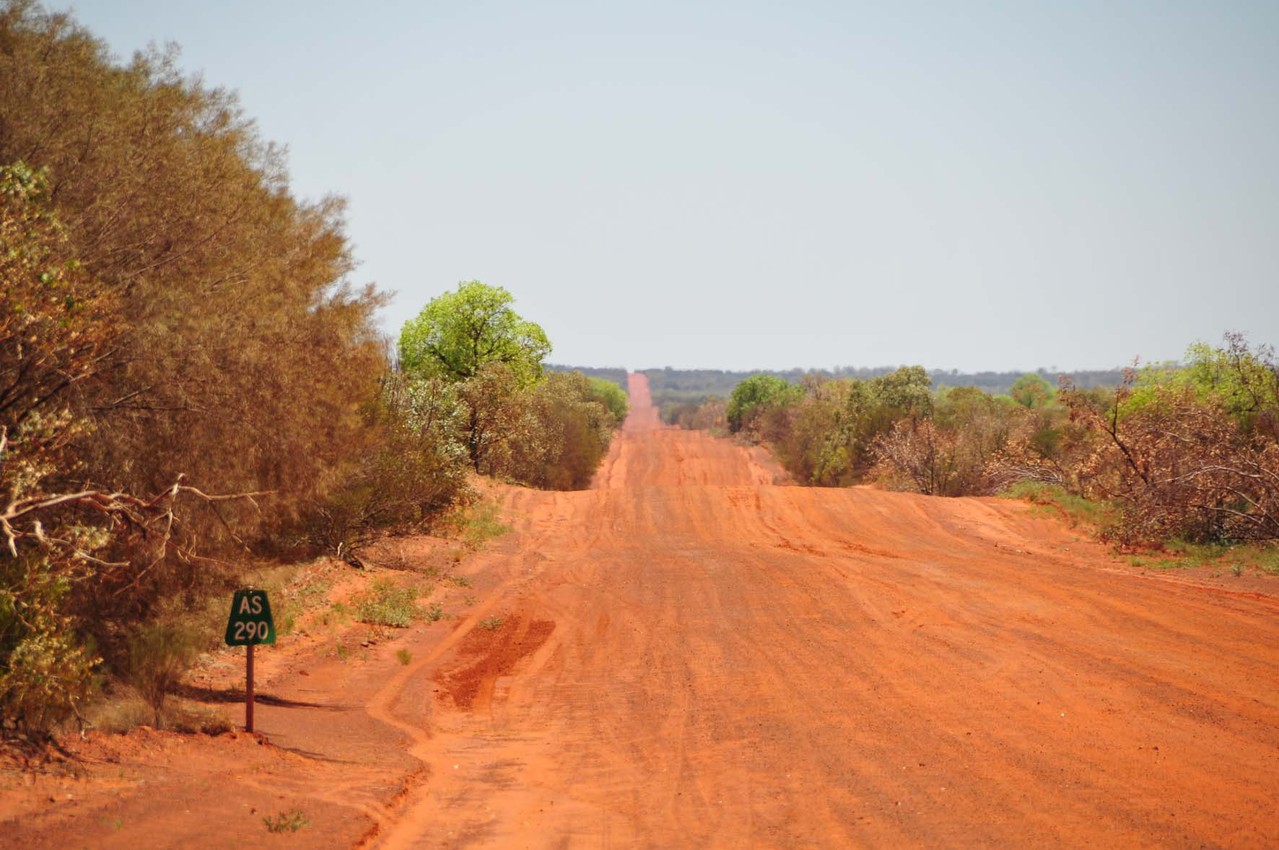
<box><xmin>1231</xmin><ymin>563</ymin><xmax>1245</xmax><ymax>577</ymax></box>
<box><xmin>1244</xmin><ymin>545</ymin><xmax>1279</xmax><ymax>575</ymax></box>
<box><xmin>999</xmin><ymin>481</ymin><xmax>1116</xmax><ymax>531</ymax></box>
<box><xmin>463</xmin><ymin>594</ymin><xmax>477</xmax><ymax>607</ymax></box>
<box><xmin>278</xmin><ymin>607</ymin><xmax>299</xmax><ymax>636</ymax></box>
<box><xmin>263</xmin><ymin>809</ymin><xmax>309</xmax><ymax>833</ymax></box>
<box><xmin>396</xmin><ymin>648</ymin><xmax>412</xmax><ymax>666</ymax></box>
<box><xmin>478</xmin><ymin>616</ymin><xmax>505</xmax><ymax>631</ymax></box>
<box><xmin>1164</xmin><ymin>539</ymin><xmax>1233</xmax><ymax>567</ymax></box>
<box><xmin>458</xmin><ymin>500</ymin><xmax>510</xmax><ymax>549</ymax></box>
<box><xmin>352</xmin><ymin>579</ymin><xmax>419</xmax><ymax>628</ymax></box>
<box><xmin>335</xmin><ymin>641</ymin><xmax>350</xmax><ymax>661</ymax></box>
<box><xmin>127</xmin><ymin>619</ymin><xmax>204</xmax><ymax>728</ymax></box>
<box><xmin>324</xmin><ymin>601</ymin><xmax>350</xmax><ymax>627</ymax></box>
<box><xmin>424</xmin><ymin>603</ymin><xmax>445</xmax><ymax>622</ymax></box>
<box><xmin>450</xmin><ymin>574</ymin><xmax>472</xmax><ymax>588</ymax></box>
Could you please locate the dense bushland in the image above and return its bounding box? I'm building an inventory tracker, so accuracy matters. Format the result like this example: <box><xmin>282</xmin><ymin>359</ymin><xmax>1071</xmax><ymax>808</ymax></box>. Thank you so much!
<box><xmin>0</xmin><ymin>2</ymin><xmax>621</xmax><ymax>741</ymax></box>
<box><xmin>0</xmin><ymin>0</ymin><xmax>402</xmax><ymax>736</ymax></box>
<box><xmin>686</xmin><ymin>335</ymin><xmax>1279</xmax><ymax>550</ymax></box>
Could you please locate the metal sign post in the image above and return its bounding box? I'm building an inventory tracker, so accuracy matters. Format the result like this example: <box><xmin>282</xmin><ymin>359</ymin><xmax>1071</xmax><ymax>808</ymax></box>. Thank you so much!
<box><xmin>225</xmin><ymin>589</ymin><xmax>276</xmax><ymax>733</ymax></box>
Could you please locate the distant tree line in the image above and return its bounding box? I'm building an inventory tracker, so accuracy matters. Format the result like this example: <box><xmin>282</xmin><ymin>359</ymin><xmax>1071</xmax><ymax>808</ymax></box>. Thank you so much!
<box><xmin>548</xmin><ymin>366</ymin><xmax>628</xmax><ymax>394</ymax></box>
<box><xmin>645</xmin><ymin>365</ymin><xmax>1125</xmax><ymax>425</ymax></box>
<box><xmin>674</xmin><ymin>335</ymin><xmax>1279</xmax><ymax>550</ymax></box>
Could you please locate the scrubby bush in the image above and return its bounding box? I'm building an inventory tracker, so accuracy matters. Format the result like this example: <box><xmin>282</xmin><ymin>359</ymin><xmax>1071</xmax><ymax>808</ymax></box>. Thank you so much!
<box><xmin>726</xmin><ymin>374</ymin><xmax>802</xmax><ymax>438</ymax></box>
<box><xmin>526</xmin><ymin>371</ymin><xmax>622</xmax><ymax>489</ymax></box>
<box><xmin>398</xmin><ymin>282</ymin><xmax>624</xmax><ymax>491</ymax></box>
<box><xmin>588</xmin><ymin>377</ymin><xmax>630</xmax><ymax>424</ymax></box>
<box><xmin>127</xmin><ymin>619</ymin><xmax>203</xmax><ymax>727</ymax></box>
<box><xmin>665</xmin><ymin>398</ymin><xmax>728</xmax><ymax>432</ymax></box>
<box><xmin>1063</xmin><ymin>366</ymin><xmax>1279</xmax><ymax>546</ymax></box>
<box><xmin>353</xmin><ymin>580</ymin><xmax>420</xmax><ymax>628</ymax></box>
<box><xmin>0</xmin><ymin>557</ymin><xmax>99</xmax><ymax>739</ymax></box>
<box><xmin>0</xmin><ymin>4</ymin><xmax>473</xmax><ymax>739</ymax></box>
<box><xmin>306</xmin><ymin>374</ymin><xmax>470</xmax><ymax>552</ymax></box>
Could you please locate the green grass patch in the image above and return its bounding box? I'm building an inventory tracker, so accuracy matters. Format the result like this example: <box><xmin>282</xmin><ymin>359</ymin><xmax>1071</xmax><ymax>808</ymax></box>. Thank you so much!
<box><xmin>1129</xmin><ymin>540</ymin><xmax>1279</xmax><ymax>575</ymax></box>
<box><xmin>352</xmin><ymin>579</ymin><xmax>420</xmax><ymax>628</ymax></box>
<box><xmin>998</xmin><ymin>481</ymin><xmax>1116</xmax><ymax>531</ymax></box>
<box><xmin>1248</xmin><ymin>546</ymin><xmax>1279</xmax><ymax>575</ymax></box>
<box><xmin>450</xmin><ymin>499</ymin><xmax>510</xmax><ymax>549</ymax></box>
<box><xmin>478</xmin><ymin>615</ymin><xmax>505</xmax><ymax>631</ymax></box>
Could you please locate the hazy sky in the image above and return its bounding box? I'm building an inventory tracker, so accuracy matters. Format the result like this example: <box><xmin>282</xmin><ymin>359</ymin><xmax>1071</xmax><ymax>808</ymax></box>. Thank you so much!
<box><xmin>54</xmin><ymin>1</ymin><xmax>1278</xmax><ymax>372</ymax></box>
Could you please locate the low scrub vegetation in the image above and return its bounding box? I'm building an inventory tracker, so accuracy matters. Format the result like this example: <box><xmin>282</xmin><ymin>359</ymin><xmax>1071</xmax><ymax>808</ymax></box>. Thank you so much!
<box><xmin>681</xmin><ymin>334</ymin><xmax>1279</xmax><ymax>554</ymax></box>
<box><xmin>352</xmin><ymin>580</ymin><xmax>422</xmax><ymax>628</ymax></box>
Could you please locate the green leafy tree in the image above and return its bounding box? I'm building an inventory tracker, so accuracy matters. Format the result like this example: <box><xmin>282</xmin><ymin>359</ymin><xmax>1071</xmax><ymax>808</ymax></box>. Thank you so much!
<box><xmin>398</xmin><ymin>281</ymin><xmax>551</xmax><ymax>386</ymax></box>
<box><xmin>774</xmin><ymin>377</ymin><xmax>859</xmax><ymax>486</ymax></box>
<box><xmin>587</xmin><ymin>377</ymin><xmax>629</xmax><ymax>425</ymax></box>
<box><xmin>869</xmin><ymin>365</ymin><xmax>933</xmax><ymax>420</ymax></box>
<box><xmin>1009</xmin><ymin>373</ymin><xmax>1056</xmax><ymax>409</ymax></box>
<box><xmin>726</xmin><ymin>374</ymin><xmax>800</xmax><ymax>434</ymax></box>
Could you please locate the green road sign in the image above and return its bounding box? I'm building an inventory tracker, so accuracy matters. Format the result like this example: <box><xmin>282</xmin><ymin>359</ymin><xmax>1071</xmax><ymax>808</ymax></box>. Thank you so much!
<box><xmin>225</xmin><ymin>589</ymin><xmax>276</xmax><ymax>646</ymax></box>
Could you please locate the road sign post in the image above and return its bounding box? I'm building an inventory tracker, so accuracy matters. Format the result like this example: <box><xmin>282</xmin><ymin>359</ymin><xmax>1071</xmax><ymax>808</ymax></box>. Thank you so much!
<box><xmin>225</xmin><ymin>589</ymin><xmax>276</xmax><ymax>732</ymax></box>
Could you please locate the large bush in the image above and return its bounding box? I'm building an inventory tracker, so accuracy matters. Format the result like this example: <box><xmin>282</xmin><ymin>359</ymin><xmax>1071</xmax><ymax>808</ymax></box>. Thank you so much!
<box><xmin>0</xmin><ymin>3</ymin><xmax>427</xmax><ymax>736</ymax></box>
<box><xmin>398</xmin><ymin>282</ymin><xmax>623</xmax><ymax>492</ymax></box>
<box><xmin>1062</xmin><ymin>352</ymin><xmax>1279</xmax><ymax>546</ymax></box>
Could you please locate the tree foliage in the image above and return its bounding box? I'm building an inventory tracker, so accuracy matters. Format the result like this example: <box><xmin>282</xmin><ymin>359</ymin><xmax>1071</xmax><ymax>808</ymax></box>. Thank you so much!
<box><xmin>1009</xmin><ymin>373</ymin><xmax>1056</xmax><ymax>409</ymax></box>
<box><xmin>1061</xmin><ymin>348</ymin><xmax>1279</xmax><ymax>546</ymax></box>
<box><xmin>0</xmin><ymin>1</ymin><xmax>423</xmax><ymax>737</ymax></box>
<box><xmin>587</xmin><ymin>377</ymin><xmax>630</xmax><ymax>425</ymax></box>
<box><xmin>701</xmin><ymin>328</ymin><xmax>1279</xmax><ymax>549</ymax></box>
<box><xmin>396</xmin><ymin>283</ymin><xmax>620</xmax><ymax>491</ymax></box>
<box><xmin>398</xmin><ymin>281</ymin><xmax>551</xmax><ymax>386</ymax></box>
<box><xmin>726</xmin><ymin>374</ymin><xmax>801</xmax><ymax>437</ymax></box>
<box><xmin>1</xmin><ymin>1</ymin><xmax>388</xmax><ymax>558</ymax></box>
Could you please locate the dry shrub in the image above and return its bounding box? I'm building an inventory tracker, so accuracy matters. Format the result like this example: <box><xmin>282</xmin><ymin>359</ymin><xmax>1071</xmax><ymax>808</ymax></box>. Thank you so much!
<box><xmin>1</xmin><ymin>4</ymin><xmax>389</xmax><ymax>555</ymax></box>
<box><xmin>0</xmin><ymin>5</ymin><xmax>421</xmax><ymax>738</ymax></box>
<box><xmin>454</xmin><ymin>365</ymin><xmax>620</xmax><ymax>491</ymax></box>
<box><xmin>665</xmin><ymin>398</ymin><xmax>728</xmax><ymax>432</ymax></box>
<box><xmin>870</xmin><ymin>388</ymin><xmax>1019</xmax><ymax>497</ymax></box>
<box><xmin>305</xmin><ymin>375</ymin><xmax>470</xmax><ymax>552</ymax></box>
<box><xmin>127</xmin><ymin>620</ymin><xmax>202</xmax><ymax>728</ymax></box>
<box><xmin>1065</xmin><ymin>377</ymin><xmax>1279</xmax><ymax>546</ymax></box>
<box><xmin>871</xmin><ymin>419</ymin><xmax>960</xmax><ymax>495</ymax></box>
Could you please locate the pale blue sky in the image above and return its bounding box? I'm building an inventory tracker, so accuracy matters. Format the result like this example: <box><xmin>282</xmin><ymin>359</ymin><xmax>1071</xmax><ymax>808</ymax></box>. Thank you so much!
<box><xmin>55</xmin><ymin>1</ymin><xmax>1279</xmax><ymax>372</ymax></box>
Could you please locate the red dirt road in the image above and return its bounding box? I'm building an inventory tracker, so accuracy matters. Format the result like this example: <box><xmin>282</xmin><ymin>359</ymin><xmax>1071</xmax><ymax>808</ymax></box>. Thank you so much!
<box><xmin>7</xmin><ymin>372</ymin><xmax>1279</xmax><ymax>848</ymax></box>
<box><xmin>373</xmin><ymin>373</ymin><xmax>1279</xmax><ymax>848</ymax></box>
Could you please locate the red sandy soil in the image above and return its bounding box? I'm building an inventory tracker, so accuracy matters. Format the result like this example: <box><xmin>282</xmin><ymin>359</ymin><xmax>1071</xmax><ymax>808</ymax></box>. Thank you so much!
<box><xmin>5</xmin><ymin>372</ymin><xmax>1279</xmax><ymax>848</ymax></box>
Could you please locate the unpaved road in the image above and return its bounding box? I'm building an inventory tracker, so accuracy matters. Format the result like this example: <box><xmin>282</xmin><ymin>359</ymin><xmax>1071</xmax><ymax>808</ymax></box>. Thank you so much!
<box><xmin>7</xmin><ymin>371</ymin><xmax>1279</xmax><ymax>848</ymax></box>
<box><xmin>374</xmin><ymin>373</ymin><xmax>1279</xmax><ymax>848</ymax></box>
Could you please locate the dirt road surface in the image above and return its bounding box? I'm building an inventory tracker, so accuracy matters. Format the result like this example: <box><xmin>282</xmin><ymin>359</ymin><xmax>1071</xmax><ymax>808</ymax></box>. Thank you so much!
<box><xmin>7</xmin><ymin>372</ymin><xmax>1279</xmax><ymax>848</ymax></box>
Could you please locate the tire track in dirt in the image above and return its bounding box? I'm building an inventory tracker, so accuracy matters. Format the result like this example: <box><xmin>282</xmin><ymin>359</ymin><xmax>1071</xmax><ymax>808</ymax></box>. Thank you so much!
<box><xmin>369</xmin><ymin>372</ymin><xmax>1279</xmax><ymax>848</ymax></box>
